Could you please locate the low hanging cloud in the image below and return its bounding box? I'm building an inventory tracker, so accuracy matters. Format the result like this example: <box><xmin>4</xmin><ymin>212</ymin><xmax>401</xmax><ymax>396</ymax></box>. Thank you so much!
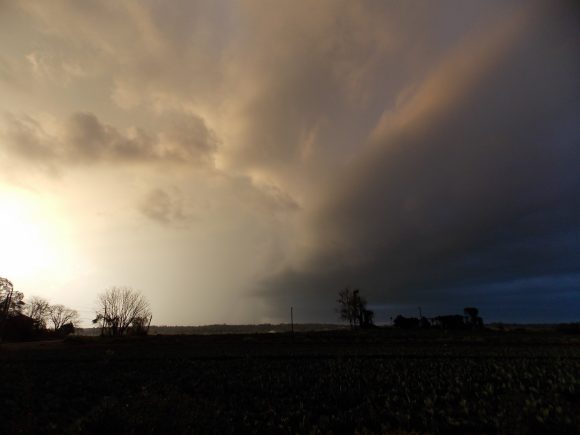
<box><xmin>0</xmin><ymin>110</ymin><xmax>217</xmax><ymax>170</ymax></box>
<box><xmin>138</xmin><ymin>174</ymin><xmax>300</xmax><ymax>229</ymax></box>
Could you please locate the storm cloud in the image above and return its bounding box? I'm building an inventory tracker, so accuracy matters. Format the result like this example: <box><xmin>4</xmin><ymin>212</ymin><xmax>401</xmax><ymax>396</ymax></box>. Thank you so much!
<box><xmin>0</xmin><ymin>0</ymin><xmax>578</xmax><ymax>324</ymax></box>
<box><xmin>257</xmin><ymin>0</ymin><xmax>580</xmax><ymax>321</ymax></box>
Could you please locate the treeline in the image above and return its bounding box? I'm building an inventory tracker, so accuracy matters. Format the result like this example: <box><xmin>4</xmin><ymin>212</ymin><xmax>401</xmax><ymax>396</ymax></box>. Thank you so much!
<box><xmin>336</xmin><ymin>287</ymin><xmax>485</xmax><ymax>331</ymax></box>
<box><xmin>1</xmin><ymin>279</ymin><xmax>154</xmax><ymax>341</ymax></box>
<box><xmin>393</xmin><ymin>307</ymin><xmax>484</xmax><ymax>330</ymax></box>
<box><xmin>0</xmin><ymin>277</ymin><xmax>78</xmax><ymax>341</ymax></box>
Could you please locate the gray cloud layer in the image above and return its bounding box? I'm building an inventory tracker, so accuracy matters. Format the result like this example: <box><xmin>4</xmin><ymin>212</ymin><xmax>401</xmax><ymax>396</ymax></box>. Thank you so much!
<box><xmin>138</xmin><ymin>188</ymin><xmax>192</xmax><ymax>225</ymax></box>
<box><xmin>0</xmin><ymin>0</ymin><xmax>578</xmax><ymax>323</ymax></box>
<box><xmin>258</xmin><ymin>1</ymin><xmax>580</xmax><ymax>321</ymax></box>
<box><xmin>1</xmin><ymin>111</ymin><xmax>217</xmax><ymax>169</ymax></box>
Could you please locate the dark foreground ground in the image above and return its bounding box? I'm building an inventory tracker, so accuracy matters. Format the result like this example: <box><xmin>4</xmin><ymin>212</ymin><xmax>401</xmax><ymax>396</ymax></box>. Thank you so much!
<box><xmin>1</xmin><ymin>328</ymin><xmax>579</xmax><ymax>434</ymax></box>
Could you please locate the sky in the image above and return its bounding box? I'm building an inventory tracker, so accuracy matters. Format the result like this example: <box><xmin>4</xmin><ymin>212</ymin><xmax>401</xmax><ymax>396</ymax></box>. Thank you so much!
<box><xmin>0</xmin><ymin>0</ymin><xmax>578</xmax><ymax>326</ymax></box>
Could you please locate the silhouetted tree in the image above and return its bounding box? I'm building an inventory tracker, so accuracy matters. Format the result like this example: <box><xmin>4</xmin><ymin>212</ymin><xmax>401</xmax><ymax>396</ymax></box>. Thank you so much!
<box><xmin>337</xmin><ymin>287</ymin><xmax>374</xmax><ymax>328</ymax></box>
<box><xmin>24</xmin><ymin>296</ymin><xmax>51</xmax><ymax>329</ymax></box>
<box><xmin>0</xmin><ymin>277</ymin><xmax>14</xmax><ymax>321</ymax></box>
<box><xmin>93</xmin><ymin>287</ymin><xmax>152</xmax><ymax>336</ymax></box>
<box><xmin>57</xmin><ymin>322</ymin><xmax>76</xmax><ymax>336</ymax></box>
<box><xmin>0</xmin><ymin>283</ymin><xmax>24</xmax><ymax>317</ymax></box>
<box><xmin>129</xmin><ymin>315</ymin><xmax>153</xmax><ymax>336</ymax></box>
<box><xmin>49</xmin><ymin>304</ymin><xmax>79</xmax><ymax>331</ymax></box>
<box><xmin>463</xmin><ymin>307</ymin><xmax>478</xmax><ymax>319</ymax></box>
<box><xmin>463</xmin><ymin>307</ymin><xmax>484</xmax><ymax>328</ymax></box>
<box><xmin>1</xmin><ymin>278</ymin><xmax>82</xmax><ymax>340</ymax></box>
<box><xmin>361</xmin><ymin>308</ymin><xmax>375</xmax><ymax>328</ymax></box>
<box><xmin>337</xmin><ymin>287</ymin><xmax>356</xmax><ymax>328</ymax></box>
<box><xmin>1</xmin><ymin>278</ymin><xmax>25</xmax><ymax>339</ymax></box>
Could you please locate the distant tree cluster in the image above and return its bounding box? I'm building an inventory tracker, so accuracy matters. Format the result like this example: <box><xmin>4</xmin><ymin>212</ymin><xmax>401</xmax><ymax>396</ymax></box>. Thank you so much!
<box><xmin>0</xmin><ymin>276</ymin><xmax>79</xmax><ymax>341</ymax></box>
<box><xmin>23</xmin><ymin>296</ymin><xmax>80</xmax><ymax>331</ymax></box>
<box><xmin>393</xmin><ymin>307</ymin><xmax>484</xmax><ymax>330</ymax></box>
<box><xmin>336</xmin><ymin>287</ymin><xmax>375</xmax><ymax>328</ymax></box>
<box><xmin>93</xmin><ymin>287</ymin><xmax>152</xmax><ymax>336</ymax></box>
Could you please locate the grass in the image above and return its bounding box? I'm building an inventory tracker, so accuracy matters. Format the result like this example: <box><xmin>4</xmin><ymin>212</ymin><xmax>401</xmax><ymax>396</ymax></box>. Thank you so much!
<box><xmin>1</xmin><ymin>328</ymin><xmax>579</xmax><ymax>434</ymax></box>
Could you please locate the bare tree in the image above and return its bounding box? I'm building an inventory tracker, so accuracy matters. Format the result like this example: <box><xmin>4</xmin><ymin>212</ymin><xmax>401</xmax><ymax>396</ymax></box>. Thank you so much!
<box><xmin>337</xmin><ymin>287</ymin><xmax>356</xmax><ymax>328</ymax></box>
<box><xmin>93</xmin><ymin>287</ymin><xmax>152</xmax><ymax>336</ymax></box>
<box><xmin>0</xmin><ymin>277</ymin><xmax>14</xmax><ymax>338</ymax></box>
<box><xmin>130</xmin><ymin>315</ymin><xmax>153</xmax><ymax>336</ymax></box>
<box><xmin>463</xmin><ymin>307</ymin><xmax>483</xmax><ymax>328</ymax></box>
<box><xmin>25</xmin><ymin>296</ymin><xmax>51</xmax><ymax>329</ymax></box>
<box><xmin>49</xmin><ymin>304</ymin><xmax>79</xmax><ymax>331</ymax></box>
<box><xmin>337</xmin><ymin>287</ymin><xmax>374</xmax><ymax>328</ymax></box>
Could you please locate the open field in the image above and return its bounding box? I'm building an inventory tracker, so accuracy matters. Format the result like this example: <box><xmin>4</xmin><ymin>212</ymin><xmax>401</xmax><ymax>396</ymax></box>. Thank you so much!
<box><xmin>1</xmin><ymin>329</ymin><xmax>579</xmax><ymax>434</ymax></box>
<box><xmin>75</xmin><ymin>323</ymin><xmax>349</xmax><ymax>336</ymax></box>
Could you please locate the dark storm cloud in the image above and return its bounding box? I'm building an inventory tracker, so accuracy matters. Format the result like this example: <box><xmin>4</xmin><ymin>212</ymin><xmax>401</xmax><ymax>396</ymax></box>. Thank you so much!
<box><xmin>226</xmin><ymin>0</ymin><xmax>506</xmax><ymax>182</ymax></box>
<box><xmin>259</xmin><ymin>1</ymin><xmax>580</xmax><ymax>322</ymax></box>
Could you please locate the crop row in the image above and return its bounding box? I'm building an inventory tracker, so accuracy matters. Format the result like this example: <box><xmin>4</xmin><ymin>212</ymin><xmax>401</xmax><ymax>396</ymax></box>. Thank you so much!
<box><xmin>1</xmin><ymin>352</ymin><xmax>579</xmax><ymax>433</ymax></box>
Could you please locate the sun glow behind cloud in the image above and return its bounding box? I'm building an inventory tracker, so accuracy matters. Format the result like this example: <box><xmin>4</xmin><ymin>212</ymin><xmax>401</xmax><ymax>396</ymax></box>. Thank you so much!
<box><xmin>0</xmin><ymin>186</ymin><xmax>73</xmax><ymax>288</ymax></box>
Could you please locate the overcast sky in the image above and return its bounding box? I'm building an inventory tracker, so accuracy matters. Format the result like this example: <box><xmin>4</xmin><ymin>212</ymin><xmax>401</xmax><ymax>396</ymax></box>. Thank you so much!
<box><xmin>0</xmin><ymin>0</ymin><xmax>578</xmax><ymax>326</ymax></box>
